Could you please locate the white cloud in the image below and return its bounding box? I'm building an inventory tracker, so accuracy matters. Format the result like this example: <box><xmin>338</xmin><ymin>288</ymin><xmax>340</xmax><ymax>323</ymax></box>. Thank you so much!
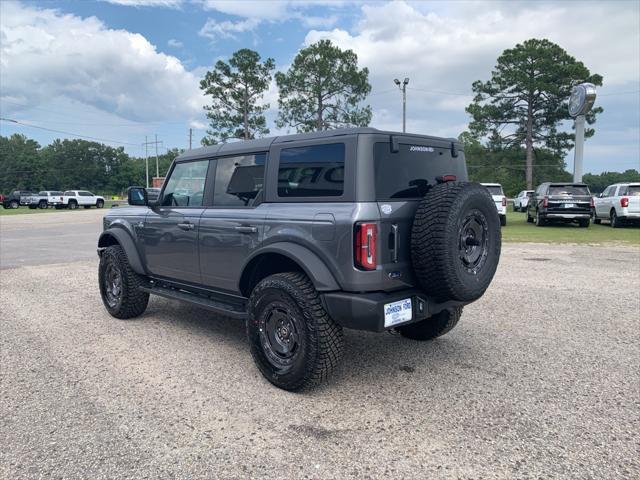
<box><xmin>101</xmin><ymin>0</ymin><xmax>184</xmax><ymax>8</ymax></box>
<box><xmin>167</xmin><ymin>38</ymin><xmax>183</xmax><ymax>48</ymax></box>
<box><xmin>0</xmin><ymin>2</ymin><xmax>204</xmax><ymax>123</ymax></box>
<box><xmin>199</xmin><ymin>17</ymin><xmax>261</xmax><ymax>41</ymax></box>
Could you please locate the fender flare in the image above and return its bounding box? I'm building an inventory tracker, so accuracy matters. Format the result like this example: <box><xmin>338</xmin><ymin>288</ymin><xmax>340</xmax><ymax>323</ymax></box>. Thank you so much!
<box><xmin>241</xmin><ymin>242</ymin><xmax>340</xmax><ymax>292</ymax></box>
<box><xmin>98</xmin><ymin>228</ymin><xmax>146</xmax><ymax>275</ymax></box>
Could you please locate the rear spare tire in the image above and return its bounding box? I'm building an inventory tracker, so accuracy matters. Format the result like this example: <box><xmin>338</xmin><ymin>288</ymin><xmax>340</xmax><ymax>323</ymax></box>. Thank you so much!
<box><xmin>411</xmin><ymin>181</ymin><xmax>501</xmax><ymax>302</ymax></box>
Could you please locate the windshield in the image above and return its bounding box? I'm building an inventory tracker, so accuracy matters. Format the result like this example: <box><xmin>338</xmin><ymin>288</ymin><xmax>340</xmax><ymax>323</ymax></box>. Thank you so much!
<box><xmin>548</xmin><ymin>185</ymin><xmax>590</xmax><ymax>196</ymax></box>
<box><xmin>374</xmin><ymin>142</ymin><xmax>467</xmax><ymax>200</ymax></box>
<box><xmin>484</xmin><ymin>186</ymin><xmax>504</xmax><ymax>196</ymax></box>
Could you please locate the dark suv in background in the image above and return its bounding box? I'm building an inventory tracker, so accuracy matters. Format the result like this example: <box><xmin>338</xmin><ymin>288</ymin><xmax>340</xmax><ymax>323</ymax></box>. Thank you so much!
<box><xmin>97</xmin><ymin>128</ymin><xmax>502</xmax><ymax>390</ymax></box>
<box><xmin>526</xmin><ymin>182</ymin><xmax>593</xmax><ymax>227</ymax></box>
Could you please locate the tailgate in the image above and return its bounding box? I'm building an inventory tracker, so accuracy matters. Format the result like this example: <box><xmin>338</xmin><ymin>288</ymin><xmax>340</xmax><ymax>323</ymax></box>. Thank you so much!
<box><xmin>547</xmin><ymin>195</ymin><xmax>591</xmax><ymax>213</ymax></box>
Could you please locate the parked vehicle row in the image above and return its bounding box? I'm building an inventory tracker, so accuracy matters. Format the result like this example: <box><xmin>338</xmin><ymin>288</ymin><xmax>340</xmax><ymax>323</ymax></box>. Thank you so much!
<box><xmin>0</xmin><ymin>190</ymin><xmax>105</xmax><ymax>209</ymax></box>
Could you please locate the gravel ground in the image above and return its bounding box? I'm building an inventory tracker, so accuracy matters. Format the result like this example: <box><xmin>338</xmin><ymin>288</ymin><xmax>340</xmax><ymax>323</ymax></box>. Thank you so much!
<box><xmin>1</xmin><ymin>240</ymin><xmax>639</xmax><ymax>479</ymax></box>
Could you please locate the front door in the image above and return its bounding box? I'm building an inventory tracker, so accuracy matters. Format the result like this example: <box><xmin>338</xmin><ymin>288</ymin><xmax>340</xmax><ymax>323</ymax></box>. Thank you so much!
<box><xmin>199</xmin><ymin>153</ymin><xmax>268</xmax><ymax>293</ymax></box>
<box><xmin>143</xmin><ymin>159</ymin><xmax>210</xmax><ymax>284</ymax></box>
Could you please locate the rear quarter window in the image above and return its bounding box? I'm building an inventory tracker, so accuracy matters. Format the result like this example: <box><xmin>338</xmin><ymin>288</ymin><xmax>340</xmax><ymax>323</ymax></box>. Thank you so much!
<box><xmin>277</xmin><ymin>143</ymin><xmax>345</xmax><ymax>198</ymax></box>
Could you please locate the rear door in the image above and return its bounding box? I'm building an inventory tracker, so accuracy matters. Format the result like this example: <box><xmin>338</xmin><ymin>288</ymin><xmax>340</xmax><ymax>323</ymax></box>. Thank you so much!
<box><xmin>621</xmin><ymin>184</ymin><xmax>640</xmax><ymax>214</ymax></box>
<box><xmin>373</xmin><ymin>139</ymin><xmax>468</xmax><ymax>290</ymax></box>
<box><xmin>546</xmin><ymin>184</ymin><xmax>591</xmax><ymax>215</ymax></box>
<box><xmin>199</xmin><ymin>153</ymin><xmax>268</xmax><ymax>293</ymax></box>
<box><xmin>143</xmin><ymin>159</ymin><xmax>210</xmax><ymax>284</ymax></box>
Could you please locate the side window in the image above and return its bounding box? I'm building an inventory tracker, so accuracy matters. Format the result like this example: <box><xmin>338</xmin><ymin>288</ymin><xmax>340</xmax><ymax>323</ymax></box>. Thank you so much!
<box><xmin>603</xmin><ymin>186</ymin><xmax>613</xmax><ymax>197</ymax></box>
<box><xmin>213</xmin><ymin>153</ymin><xmax>266</xmax><ymax>207</ymax></box>
<box><xmin>79</xmin><ymin>191</ymin><xmax>92</xmax><ymax>197</ymax></box>
<box><xmin>161</xmin><ymin>160</ymin><xmax>209</xmax><ymax>207</ymax></box>
<box><xmin>278</xmin><ymin>143</ymin><xmax>345</xmax><ymax>197</ymax></box>
<box><xmin>618</xmin><ymin>186</ymin><xmax>627</xmax><ymax>196</ymax></box>
<box><xmin>63</xmin><ymin>191</ymin><xmax>75</xmax><ymax>196</ymax></box>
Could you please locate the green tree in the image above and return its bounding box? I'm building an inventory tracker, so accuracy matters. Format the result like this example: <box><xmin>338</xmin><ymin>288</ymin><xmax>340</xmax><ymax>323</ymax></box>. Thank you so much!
<box><xmin>583</xmin><ymin>169</ymin><xmax>640</xmax><ymax>194</ymax></box>
<box><xmin>200</xmin><ymin>49</ymin><xmax>275</xmax><ymax>145</ymax></box>
<box><xmin>276</xmin><ymin>39</ymin><xmax>372</xmax><ymax>132</ymax></box>
<box><xmin>0</xmin><ymin>134</ymin><xmax>43</xmax><ymax>192</ymax></box>
<box><xmin>466</xmin><ymin>38</ymin><xmax>603</xmax><ymax>189</ymax></box>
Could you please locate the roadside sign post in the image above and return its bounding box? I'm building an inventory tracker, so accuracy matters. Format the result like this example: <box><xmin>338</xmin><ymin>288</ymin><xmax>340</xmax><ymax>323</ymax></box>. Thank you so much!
<box><xmin>568</xmin><ymin>83</ymin><xmax>597</xmax><ymax>183</ymax></box>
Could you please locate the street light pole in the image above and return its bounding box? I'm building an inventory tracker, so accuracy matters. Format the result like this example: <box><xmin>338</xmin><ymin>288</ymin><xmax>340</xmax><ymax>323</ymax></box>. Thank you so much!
<box><xmin>394</xmin><ymin>77</ymin><xmax>409</xmax><ymax>133</ymax></box>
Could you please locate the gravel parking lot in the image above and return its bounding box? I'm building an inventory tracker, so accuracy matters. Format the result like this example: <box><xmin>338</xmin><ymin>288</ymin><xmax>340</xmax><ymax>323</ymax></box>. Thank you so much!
<box><xmin>1</xmin><ymin>212</ymin><xmax>639</xmax><ymax>479</ymax></box>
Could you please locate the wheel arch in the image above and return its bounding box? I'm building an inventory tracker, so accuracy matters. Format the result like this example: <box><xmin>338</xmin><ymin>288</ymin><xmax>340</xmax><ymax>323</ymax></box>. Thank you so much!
<box><xmin>239</xmin><ymin>243</ymin><xmax>340</xmax><ymax>297</ymax></box>
<box><xmin>98</xmin><ymin>228</ymin><xmax>146</xmax><ymax>275</ymax></box>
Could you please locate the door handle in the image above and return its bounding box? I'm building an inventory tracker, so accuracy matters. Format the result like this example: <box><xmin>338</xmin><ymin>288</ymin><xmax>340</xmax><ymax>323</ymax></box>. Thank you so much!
<box><xmin>177</xmin><ymin>222</ymin><xmax>195</xmax><ymax>231</ymax></box>
<box><xmin>234</xmin><ymin>226</ymin><xmax>258</xmax><ymax>233</ymax></box>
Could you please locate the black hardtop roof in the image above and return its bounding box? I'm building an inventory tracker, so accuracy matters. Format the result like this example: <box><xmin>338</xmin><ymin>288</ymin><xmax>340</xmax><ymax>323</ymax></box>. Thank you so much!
<box><xmin>176</xmin><ymin>127</ymin><xmax>461</xmax><ymax>162</ymax></box>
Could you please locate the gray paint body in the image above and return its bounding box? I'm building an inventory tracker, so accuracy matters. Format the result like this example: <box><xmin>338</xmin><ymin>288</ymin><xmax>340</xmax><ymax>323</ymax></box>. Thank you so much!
<box><xmin>100</xmin><ymin>128</ymin><xmax>466</xmax><ymax>298</ymax></box>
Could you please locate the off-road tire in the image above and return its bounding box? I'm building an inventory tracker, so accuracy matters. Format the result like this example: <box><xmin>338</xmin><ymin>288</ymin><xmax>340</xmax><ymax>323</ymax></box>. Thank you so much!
<box><xmin>99</xmin><ymin>245</ymin><xmax>149</xmax><ymax>319</ymax></box>
<box><xmin>398</xmin><ymin>306</ymin><xmax>463</xmax><ymax>341</ymax></box>
<box><xmin>247</xmin><ymin>272</ymin><xmax>344</xmax><ymax>391</ymax></box>
<box><xmin>411</xmin><ymin>182</ymin><xmax>501</xmax><ymax>303</ymax></box>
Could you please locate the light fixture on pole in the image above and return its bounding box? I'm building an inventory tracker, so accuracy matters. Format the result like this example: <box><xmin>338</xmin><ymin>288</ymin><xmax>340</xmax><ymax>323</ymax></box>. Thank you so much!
<box><xmin>568</xmin><ymin>83</ymin><xmax>597</xmax><ymax>183</ymax></box>
<box><xmin>394</xmin><ymin>77</ymin><xmax>409</xmax><ymax>133</ymax></box>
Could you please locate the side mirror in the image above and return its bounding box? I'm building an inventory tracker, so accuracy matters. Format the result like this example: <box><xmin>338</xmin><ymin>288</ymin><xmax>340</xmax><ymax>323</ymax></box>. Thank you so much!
<box><xmin>127</xmin><ymin>186</ymin><xmax>148</xmax><ymax>206</ymax></box>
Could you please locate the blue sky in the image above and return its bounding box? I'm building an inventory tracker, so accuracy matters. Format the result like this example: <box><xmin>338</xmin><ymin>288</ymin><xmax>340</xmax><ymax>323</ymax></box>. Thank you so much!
<box><xmin>1</xmin><ymin>0</ymin><xmax>638</xmax><ymax>174</ymax></box>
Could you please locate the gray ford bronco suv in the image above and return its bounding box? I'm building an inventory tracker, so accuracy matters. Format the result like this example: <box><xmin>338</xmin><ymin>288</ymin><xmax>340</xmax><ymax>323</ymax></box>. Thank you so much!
<box><xmin>98</xmin><ymin>128</ymin><xmax>501</xmax><ymax>390</ymax></box>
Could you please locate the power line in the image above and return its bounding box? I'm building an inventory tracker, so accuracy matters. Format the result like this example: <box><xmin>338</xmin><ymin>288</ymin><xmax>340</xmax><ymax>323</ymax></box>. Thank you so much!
<box><xmin>0</xmin><ymin>117</ymin><xmax>140</xmax><ymax>146</ymax></box>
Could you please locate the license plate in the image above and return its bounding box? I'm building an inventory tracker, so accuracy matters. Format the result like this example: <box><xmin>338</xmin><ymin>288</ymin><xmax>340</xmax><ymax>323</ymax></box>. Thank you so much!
<box><xmin>564</xmin><ymin>203</ymin><xmax>576</xmax><ymax>208</ymax></box>
<box><xmin>384</xmin><ymin>298</ymin><xmax>412</xmax><ymax>328</ymax></box>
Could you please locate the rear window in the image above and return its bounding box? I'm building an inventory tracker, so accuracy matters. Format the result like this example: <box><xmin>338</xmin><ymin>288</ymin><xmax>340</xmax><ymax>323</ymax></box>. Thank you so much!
<box><xmin>548</xmin><ymin>185</ymin><xmax>590</xmax><ymax>196</ymax></box>
<box><xmin>374</xmin><ymin>142</ymin><xmax>466</xmax><ymax>200</ymax></box>
<box><xmin>484</xmin><ymin>186</ymin><xmax>504</xmax><ymax>196</ymax></box>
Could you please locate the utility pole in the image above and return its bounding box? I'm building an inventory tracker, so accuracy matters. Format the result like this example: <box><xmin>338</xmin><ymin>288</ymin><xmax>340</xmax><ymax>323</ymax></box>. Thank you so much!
<box><xmin>144</xmin><ymin>135</ymin><xmax>149</xmax><ymax>188</ymax></box>
<box><xmin>142</xmin><ymin>137</ymin><xmax>163</xmax><ymax>188</ymax></box>
<box><xmin>394</xmin><ymin>77</ymin><xmax>409</xmax><ymax>133</ymax></box>
<box><xmin>155</xmin><ymin>133</ymin><xmax>159</xmax><ymax>178</ymax></box>
<box><xmin>189</xmin><ymin>128</ymin><xmax>193</xmax><ymax>150</ymax></box>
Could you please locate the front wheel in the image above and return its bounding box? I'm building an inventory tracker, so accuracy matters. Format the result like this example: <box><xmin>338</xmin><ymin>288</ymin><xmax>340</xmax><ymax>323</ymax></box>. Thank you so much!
<box><xmin>398</xmin><ymin>307</ymin><xmax>462</xmax><ymax>341</ymax></box>
<box><xmin>9</xmin><ymin>200</ymin><xmax>18</xmax><ymax>209</ymax></box>
<box><xmin>96</xmin><ymin>199</ymin><xmax>104</xmax><ymax>208</ymax></box>
<box><xmin>38</xmin><ymin>201</ymin><xmax>48</xmax><ymax>209</ymax></box>
<box><xmin>99</xmin><ymin>245</ymin><xmax>149</xmax><ymax>319</ymax></box>
<box><xmin>247</xmin><ymin>272</ymin><xmax>344</xmax><ymax>391</ymax></box>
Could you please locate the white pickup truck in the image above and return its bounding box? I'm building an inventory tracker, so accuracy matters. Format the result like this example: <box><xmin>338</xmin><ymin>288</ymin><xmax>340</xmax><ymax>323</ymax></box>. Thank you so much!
<box><xmin>61</xmin><ymin>190</ymin><xmax>105</xmax><ymax>209</ymax></box>
<box><xmin>593</xmin><ymin>182</ymin><xmax>640</xmax><ymax>227</ymax></box>
<box><xmin>481</xmin><ymin>183</ymin><xmax>507</xmax><ymax>226</ymax></box>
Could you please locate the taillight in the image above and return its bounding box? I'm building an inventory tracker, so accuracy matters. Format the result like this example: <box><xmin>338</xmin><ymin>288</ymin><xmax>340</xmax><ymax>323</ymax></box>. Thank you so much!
<box><xmin>355</xmin><ymin>222</ymin><xmax>377</xmax><ymax>270</ymax></box>
<box><xmin>621</xmin><ymin>197</ymin><xmax>629</xmax><ymax>208</ymax></box>
<box><xmin>590</xmin><ymin>197</ymin><xmax>595</xmax><ymax>208</ymax></box>
<box><xmin>543</xmin><ymin>196</ymin><xmax>549</xmax><ymax>208</ymax></box>
<box><xmin>501</xmin><ymin>197</ymin><xmax>507</xmax><ymax>207</ymax></box>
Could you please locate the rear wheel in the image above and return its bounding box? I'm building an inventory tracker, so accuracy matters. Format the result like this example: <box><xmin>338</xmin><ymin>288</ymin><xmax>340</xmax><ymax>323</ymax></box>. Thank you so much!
<box><xmin>593</xmin><ymin>211</ymin><xmax>601</xmax><ymax>224</ymax></box>
<box><xmin>398</xmin><ymin>307</ymin><xmax>462</xmax><ymax>341</ymax></box>
<box><xmin>68</xmin><ymin>200</ymin><xmax>78</xmax><ymax>210</ymax></box>
<box><xmin>610</xmin><ymin>210</ymin><xmax>622</xmax><ymax>228</ymax></box>
<box><xmin>99</xmin><ymin>245</ymin><xmax>149</xmax><ymax>319</ymax></box>
<box><xmin>247</xmin><ymin>272</ymin><xmax>344</xmax><ymax>391</ymax></box>
<box><xmin>411</xmin><ymin>182</ymin><xmax>501</xmax><ymax>303</ymax></box>
<box><xmin>535</xmin><ymin>210</ymin><xmax>545</xmax><ymax>227</ymax></box>
<box><xmin>96</xmin><ymin>199</ymin><xmax>104</xmax><ymax>208</ymax></box>
<box><xmin>500</xmin><ymin>215</ymin><xmax>507</xmax><ymax>227</ymax></box>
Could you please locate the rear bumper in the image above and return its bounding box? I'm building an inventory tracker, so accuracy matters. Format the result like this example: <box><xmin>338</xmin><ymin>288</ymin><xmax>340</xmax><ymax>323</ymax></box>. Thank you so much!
<box><xmin>321</xmin><ymin>289</ymin><xmax>469</xmax><ymax>332</ymax></box>
<box><xmin>544</xmin><ymin>212</ymin><xmax>590</xmax><ymax>220</ymax></box>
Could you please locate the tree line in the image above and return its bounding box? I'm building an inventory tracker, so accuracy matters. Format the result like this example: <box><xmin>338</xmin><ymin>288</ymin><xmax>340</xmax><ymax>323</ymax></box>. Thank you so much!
<box><xmin>2</xmin><ymin>38</ymin><xmax>634</xmax><ymax>196</ymax></box>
